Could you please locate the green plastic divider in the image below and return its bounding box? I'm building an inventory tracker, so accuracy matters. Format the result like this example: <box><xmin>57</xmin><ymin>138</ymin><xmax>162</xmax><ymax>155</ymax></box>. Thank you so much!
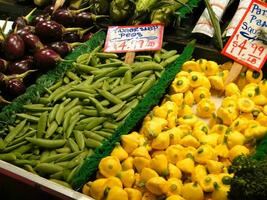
<box><xmin>71</xmin><ymin>40</ymin><xmax>196</xmax><ymax>190</ymax></box>
<box><xmin>0</xmin><ymin>31</ymin><xmax>106</xmax><ymax>126</ymax></box>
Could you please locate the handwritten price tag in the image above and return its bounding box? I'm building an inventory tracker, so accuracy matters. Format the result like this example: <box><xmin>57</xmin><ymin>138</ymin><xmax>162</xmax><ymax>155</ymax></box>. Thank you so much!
<box><xmin>222</xmin><ymin>0</ymin><xmax>267</xmax><ymax>71</ymax></box>
<box><xmin>104</xmin><ymin>24</ymin><xmax>164</xmax><ymax>53</ymax></box>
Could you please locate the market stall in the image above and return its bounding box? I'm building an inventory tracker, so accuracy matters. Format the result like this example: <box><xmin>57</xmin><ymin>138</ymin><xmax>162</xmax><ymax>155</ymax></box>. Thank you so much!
<box><xmin>0</xmin><ymin>0</ymin><xmax>266</xmax><ymax>200</ymax></box>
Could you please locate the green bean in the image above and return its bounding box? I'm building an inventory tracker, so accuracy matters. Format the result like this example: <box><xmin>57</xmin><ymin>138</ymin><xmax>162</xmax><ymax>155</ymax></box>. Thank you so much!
<box><xmin>17</xmin><ymin>114</ymin><xmax>39</xmax><ymax>122</ymax></box>
<box><xmin>24</xmin><ymin>164</ymin><xmax>38</xmax><ymax>174</ymax></box>
<box><xmin>135</xmin><ymin>55</ymin><xmax>153</xmax><ymax>61</ymax></box>
<box><xmin>101</xmin><ymin>80</ymin><xmax>110</xmax><ymax>91</ymax></box>
<box><xmin>23</xmin><ymin>105</ymin><xmax>53</xmax><ymax>112</ymax></box>
<box><xmin>138</xmin><ymin>75</ymin><xmax>156</xmax><ymax>95</ymax></box>
<box><xmin>40</xmin><ymin>150</ymin><xmax>50</xmax><ymax>162</ymax></box>
<box><xmin>55</xmin><ymin>151</ymin><xmax>81</xmax><ymax>163</ymax></box>
<box><xmin>160</xmin><ymin>54</ymin><xmax>179</xmax><ymax>67</ymax></box>
<box><xmin>66</xmin><ymin>71</ymin><xmax>81</xmax><ymax>82</ymax></box>
<box><xmin>12</xmin><ymin>144</ymin><xmax>33</xmax><ymax>154</ymax></box>
<box><xmin>133</xmin><ymin>70</ymin><xmax>153</xmax><ymax>79</ymax></box>
<box><xmin>101</xmin><ymin>128</ymin><xmax>115</xmax><ymax>133</ymax></box>
<box><xmin>37</xmin><ymin>111</ymin><xmax>48</xmax><ymax>138</ymax></box>
<box><xmin>63</xmin><ymin>76</ymin><xmax>70</xmax><ymax>84</ymax></box>
<box><xmin>131</xmin><ymin>77</ymin><xmax>148</xmax><ymax>85</ymax></box>
<box><xmin>66</xmin><ymin>164</ymin><xmax>81</xmax><ymax>183</ymax></box>
<box><xmin>94</xmin><ymin>68</ymin><xmax>117</xmax><ymax>80</ymax></box>
<box><xmin>160</xmin><ymin>50</ymin><xmax>177</xmax><ymax>59</ymax></box>
<box><xmin>13</xmin><ymin>159</ymin><xmax>38</xmax><ymax>167</ymax></box>
<box><xmin>0</xmin><ymin>153</ymin><xmax>17</xmax><ymax>161</ymax></box>
<box><xmin>46</xmin><ymin>121</ymin><xmax>58</xmax><ymax>139</ymax></box>
<box><xmin>74</xmin><ymin>131</ymin><xmax>85</xmax><ymax>150</ymax></box>
<box><xmin>101</xmin><ymin>101</ymin><xmax>126</xmax><ymax>115</ymax></box>
<box><xmin>26</xmin><ymin>138</ymin><xmax>66</xmax><ymax>149</ymax></box>
<box><xmin>38</xmin><ymin>97</ymin><xmax>50</xmax><ymax>105</ymax></box>
<box><xmin>81</xmin><ymin>75</ymin><xmax>94</xmax><ymax>84</ymax></box>
<box><xmin>116</xmin><ymin>99</ymin><xmax>139</xmax><ymax>121</ymax></box>
<box><xmin>91</xmin><ymin>125</ymin><xmax>102</xmax><ymax>131</ymax></box>
<box><xmin>132</xmin><ymin>62</ymin><xmax>163</xmax><ymax>72</ymax></box>
<box><xmin>89</xmin><ymin>97</ymin><xmax>105</xmax><ymax>113</ymax></box>
<box><xmin>93</xmin><ymin>131</ymin><xmax>112</xmax><ymax>139</ymax></box>
<box><xmin>100</xmin><ymin>100</ymin><xmax>110</xmax><ymax>107</ymax></box>
<box><xmin>117</xmin><ymin>82</ymin><xmax>144</xmax><ymax>100</ymax></box>
<box><xmin>93</xmin><ymin>77</ymin><xmax>108</xmax><ymax>85</ymax></box>
<box><xmin>96</xmin><ymin>52</ymin><xmax>118</xmax><ymax>59</ymax></box>
<box><xmin>96</xmin><ymin>62</ymin><xmax>123</xmax><ymax>68</ymax></box>
<box><xmin>50</xmin><ymin>150</ymin><xmax>57</xmax><ymax>156</ymax></box>
<box><xmin>49</xmin><ymin>81</ymin><xmax>77</xmax><ymax>102</ymax></box>
<box><xmin>48</xmin><ymin>80</ymin><xmax>63</xmax><ymax>91</ymax></box>
<box><xmin>0</xmin><ymin>138</ymin><xmax>5</xmax><ymax>150</ymax></box>
<box><xmin>41</xmin><ymin>153</ymin><xmax>67</xmax><ymax>163</ymax></box>
<box><xmin>49</xmin><ymin>104</ymin><xmax>59</xmax><ymax>123</ymax></box>
<box><xmin>65</xmin><ymin>113</ymin><xmax>80</xmax><ymax>138</ymax></box>
<box><xmin>74</xmin><ymin>87</ymin><xmax>96</xmax><ymax>94</ymax></box>
<box><xmin>56</xmin><ymin>147</ymin><xmax>71</xmax><ymax>154</ymax></box>
<box><xmin>81</xmin><ymin>109</ymin><xmax>99</xmax><ymax>117</ymax></box>
<box><xmin>67</xmin><ymin>91</ymin><xmax>94</xmax><ymax>99</ymax></box>
<box><xmin>90</xmin><ymin>55</ymin><xmax>99</xmax><ymax>66</ymax></box>
<box><xmin>35</xmin><ymin>163</ymin><xmax>63</xmax><ymax>174</ymax></box>
<box><xmin>64</xmin><ymin>98</ymin><xmax>80</xmax><ymax>112</ymax></box>
<box><xmin>68</xmin><ymin>138</ymin><xmax>79</xmax><ymax>152</ymax></box>
<box><xmin>50</xmin><ymin>171</ymin><xmax>64</xmax><ymax>180</ymax></box>
<box><xmin>84</xmin><ymin>131</ymin><xmax>105</xmax><ymax>142</ymax></box>
<box><xmin>155</xmin><ymin>71</ymin><xmax>162</xmax><ymax>78</ymax></box>
<box><xmin>109</xmin><ymin>58</ymin><xmax>124</xmax><ymax>63</ymax></box>
<box><xmin>154</xmin><ymin>51</ymin><xmax>161</xmax><ymax>63</ymax></box>
<box><xmin>50</xmin><ymin>179</ymin><xmax>72</xmax><ymax>188</ymax></box>
<box><xmin>67</xmin><ymin>151</ymin><xmax>89</xmax><ymax>169</ymax></box>
<box><xmin>85</xmin><ymin>117</ymin><xmax>106</xmax><ymax>130</ymax></box>
<box><xmin>103</xmin><ymin>122</ymin><xmax>118</xmax><ymax>130</ymax></box>
<box><xmin>9</xmin><ymin>130</ymin><xmax>36</xmax><ymax>146</ymax></box>
<box><xmin>110</xmin><ymin>78</ymin><xmax>121</xmax><ymax>89</ymax></box>
<box><xmin>85</xmin><ymin>138</ymin><xmax>102</xmax><ymax>148</ymax></box>
<box><xmin>4</xmin><ymin>119</ymin><xmax>27</xmax><ymax>145</ymax></box>
<box><xmin>98</xmin><ymin>89</ymin><xmax>122</xmax><ymax>104</ymax></box>
<box><xmin>123</xmin><ymin>70</ymin><xmax>132</xmax><ymax>84</ymax></box>
<box><xmin>106</xmin><ymin>67</ymin><xmax>129</xmax><ymax>77</ymax></box>
<box><xmin>63</xmin><ymin>105</ymin><xmax>82</xmax><ymax>132</ymax></box>
<box><xmin>74</xmin><ymin>63</ymin><xmax>98</xmax><ymax>73</ymax></box>
<box><xmin>111</xmin><ymin>84</ymin><xmax>134</xmax><ymax>95</ymax></box>
<box><xmin>3</xmin><ymin>141</ymin><xmax>28</xmax><ymax>153</ymax></box>
<box><xmin>55</xmin><ymin>105</ymin><xmax>64</xmax><ymax>126</ymax></box>
<box><xmin>56</xmin><ymin>161</ymin><xmax>69</xmax><ymax>168</ymax></box>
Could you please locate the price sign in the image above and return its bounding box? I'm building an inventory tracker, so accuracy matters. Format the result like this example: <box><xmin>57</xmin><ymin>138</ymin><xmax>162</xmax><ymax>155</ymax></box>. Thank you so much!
<box><xmin>222</xmin><ymin>0</ymin><xmax>267</xmax><ymax>71</ymax></box>
<box><xmin>104</xmin><ymin>24</ymin><xmax>164</xmax><ymax>53</ymax></box>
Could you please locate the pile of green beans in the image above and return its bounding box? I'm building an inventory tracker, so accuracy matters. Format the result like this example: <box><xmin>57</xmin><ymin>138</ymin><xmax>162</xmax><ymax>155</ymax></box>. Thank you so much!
<box><xmin>0</xmin><ymin>46</ymin><xmax>179</xmax><ymax>188</ymax></box>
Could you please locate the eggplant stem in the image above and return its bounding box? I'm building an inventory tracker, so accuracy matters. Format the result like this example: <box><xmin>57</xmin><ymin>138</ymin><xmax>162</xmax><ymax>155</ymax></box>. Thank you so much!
<box><xmin>0</xmin><ymin>27</ymin><xmax>6</xmax><ymax>39</ymax></box>
<box><xmin>69</xmin><ymin>42</ymin><xmax>83</xmax><ymax>48</ymax></box>
<box><xmin>0</xmin><ymin>96</ymin><xmax>11</xmax><ymax>104</ymax></box>
<box><xmin>65</xmin><ymin>27</ymin><xmax>83</xmax><ymax>32</ymax></box>
<box><xmin>3</xmin><ymin>70</ymin><xmax>37</xmax><ymax>81</ymax></box>
<box><xmin>78</xmin><ymin>26</ymin><xmax>94</xmax><ymax>36</ymax></box>
<box><xmin>71</xmin><ymin>5</ymin><xmax>93</xmax><ymax>14</ymax></box>
<box><xmin>94</xmin><ymin>15</ymin><xmax>109</xmax><ymax>21</ymax></box>
<box><xmin>24</xmin><ymin>7</ymin><xmax>37</xmax><ymax>22</ymax></box>
<box><xmin>2</xmin><ymin>18</ymin><xmax>9</xmax><ymax>33</ymax></box>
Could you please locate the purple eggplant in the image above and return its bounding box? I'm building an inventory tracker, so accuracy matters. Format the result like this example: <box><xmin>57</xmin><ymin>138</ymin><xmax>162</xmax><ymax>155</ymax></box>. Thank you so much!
<box><xmin>31</xmin><ymin>14</ymin><xmax>49</xmax><ymax>26</ymax></box>
<box><xmin>81</xmin><ymin>32</ymin><xmax>93</xmax><ymax>42</ymax></box>
<box><xmin>6</xmin><ymin>59</ymin><xmax>34</xmax><ymax>75</ymax></box>
<box><xmin>63</xmin><ymin>32</ymin><xmax>80</xmax><ymax>43</ymax></box>
<box><xmin>12</xmin><ymin>8</ymin><xmax>37</xmax><ymax>30</ymax></box>
<box><xmin>43</xmin><ymin>5</ymin><xmax>54</xmax><ymax>15</ymax></box>
<box><xmin>75</xmin><ymin>12</ymin><xmax>108</xmax><ymax>28</ymax></box>
<box><xmin>4</xmin><ymin>33</ymin><xmax>25</xmax><ymax>61</ymax></box>
<box><xmin>35</xmin><ymin>20</ymin><xmax>81</xmax><ymax>43</ymax></box>
<box><xmin>0</xmin><ymin>58</ymin><xmax>8</xmax><ymax>73</ymax></box>
<box><xmin>49</xmin><ymin>41</ymin><xmax>81</xmax><ymax>57</ymax></box>
<box><xmin>34</xmin><ymin>48</ymin><xmax>61</xmax><ymax>70</ymax></box>
<box><xmin>17</xmin><ymin>26</ymin><xmax>36</xmax><ymax>37</ymax></box>
<box><xmin>6</xmin><ymin>79</ymin><xmax>26</xmax><ymax>96</ymax></box>
<box><xmin>21</xmin><ymin>33</ymin><xmax>44</xmax><ymax>52</ymax></box>
<box><xmin>51</xmin><ymin>6</ymin><xmax>92</xmax><ymax>27</ymax></box>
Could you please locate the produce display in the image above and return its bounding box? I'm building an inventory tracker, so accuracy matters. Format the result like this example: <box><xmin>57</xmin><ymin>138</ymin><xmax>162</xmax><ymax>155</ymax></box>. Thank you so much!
<box><xmin>0</xmin><ymin>5</ymin><xmax>99</xmax><ymax>104</ymax></box>
<box><xmin>82</xmin><ymin>60</ymin><xmax>267</xmax><ymax>200</ymax></box>
<box><xmin>0</xmin><ymin>44</ymin><xmax>181</xmax><ymax>187</ymax></box>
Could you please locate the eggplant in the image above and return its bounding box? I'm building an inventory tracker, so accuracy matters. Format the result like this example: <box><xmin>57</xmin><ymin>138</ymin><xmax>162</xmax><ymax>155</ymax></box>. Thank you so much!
<box><xmin>43</xmin><ymin>5</ymin><xmax>54</xmax><ymax>15</ymax></box>
<box><xmin>63</xmin><ymin>32</ymin><xmax>80</xmax><ymax>43</ymax></box>
<box><xmin>49</xmin><ymin>41</ymin><xmax>81</xmax><ymax>57</ymax></box>
<box><xmin>81</xmin><ymin>32</ymin><xmax>93</xmax><ymax>42</ymax></box>
<box><xmin>31</xmin><ymin>14</ymin><xmax>49</xmax><ymax>26</ymax></box>
<box><xmin>12</xmin><ymin>8</ymin><xmax>37</xmax><ymax>30</ymax></box>
<box><xmin>6</xmin><ymin>79</ymin><xmax>26</xmax><ymax>96</ymax></box>
<box><xmin>35</xmin><ymin>20</ymin><xmax>81</xmax><ymax>43</ymax></box>
<box><xmin>34</xmin><ymin>48</ymin><xmax>61</xmax><ymax>70</ymax></box>
<box><xmin>51</xmin><ymin>6</ymin><xmax>92</xmax><ymax>27</ymax></box>
<box><xmin>17</xmin><ymin>26</ymin><xmax>36</xmax><ymax>37</ymax></box>
<box><xmin>21</xmin><ymin>33</ymin><xmax>44</xmax><ymax>52</ymax></box>
<box><xmin>75</xmin><ymin>12</ymin><xmax>107</xmax><ymax>28</ymax></box>
<box><xmin>3</xmin><ymin>33</ymin><xmax>25</xmax><ymax>61</ymax></box>
<box><xmin>6</xmin><ymin>59</ymin><xmax>34</xmax><ymax>75</ymax></box>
